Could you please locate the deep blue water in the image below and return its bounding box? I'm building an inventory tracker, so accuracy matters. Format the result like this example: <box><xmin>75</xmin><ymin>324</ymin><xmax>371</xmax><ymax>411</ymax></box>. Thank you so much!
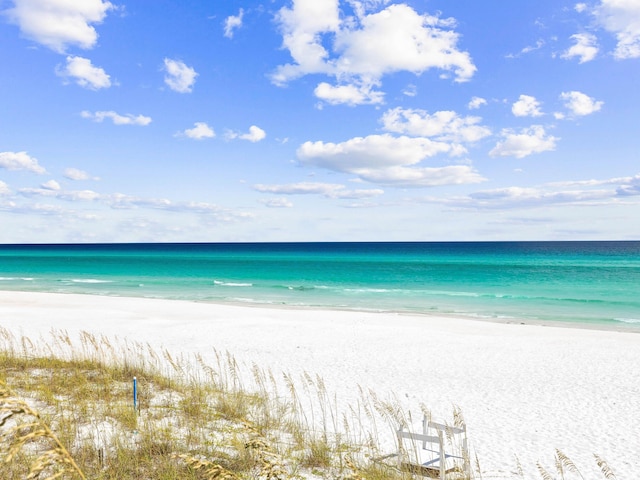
<box><xmin>0</xmin><ymin>242</ymin><xmax>639</xmax><ymax>328</ymax></box>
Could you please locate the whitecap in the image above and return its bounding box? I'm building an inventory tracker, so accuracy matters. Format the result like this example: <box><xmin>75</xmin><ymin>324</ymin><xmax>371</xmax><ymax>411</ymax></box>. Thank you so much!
<box><xmin>615</xmin><ymin>318</ymin><xmax>640</xmax><ymax>324</ymax></box>
<box><xmin>71</xmin><ymin>279</ymin><xmax>113</xmax><ymax>284</ymax></box>
<box><xmin>213</xmin><ymin>280</ymin><xmax>252</xmax><ymax>287</ymax></box>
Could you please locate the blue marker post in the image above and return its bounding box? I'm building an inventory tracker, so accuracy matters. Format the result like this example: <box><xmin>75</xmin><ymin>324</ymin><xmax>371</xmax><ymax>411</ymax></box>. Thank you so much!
<box><xmin>133</xmin><ymin>377</ymin><xmax>138</xmax><ymax>413</ymax></box>
<box><xmin>133</xmin><ymin>376</ymin><xmax>139</xmax><ymax>434</ymax></box>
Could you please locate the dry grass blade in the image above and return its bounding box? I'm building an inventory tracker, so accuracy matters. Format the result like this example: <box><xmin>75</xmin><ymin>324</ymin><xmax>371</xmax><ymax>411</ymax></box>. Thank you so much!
<box><xmin>474</xmin><ymin>453</ymin><xmax>483</xmax><ymax>480</ymax></box>
<box><xmin>452</xmin><ymin>405</ymin><xmax>465</xmax><ymax>429</ymax></box>
<box><xmin>343</xmin><ymin>456</ymin><xmax>365</xmax><ymax>480</ymax></box>
<box><xmin>174</xmin><ymin>453</ymin><xmax>239</xmax><ymax>480</ymax></box>
<box><xmin>594</xmin><ymin>454</ymin><xmax>616</xmax><ymax>479</ymax></box>
<box><xmin>513</xmin><ymin>454</ymin><xmax>524</xmax><ymax>478</ymax></box>
<box><xmin>555</xmin><ymin>449</ymin><xmax>584</xmax><ymax>478</ymax></box>
<box><xmin>243</xmin><ymin>422</ymin><xmax>289</xmax><ymax>480</ymax></box>
<box><xmin>0</xmin><ymin>380</ymin><xmax>86</xmax><ymax>480</ymax></box>
<box><xmin>536</xmin><ymin>461</ymin><xmax>553</xmax><ymax>480</ymax></box>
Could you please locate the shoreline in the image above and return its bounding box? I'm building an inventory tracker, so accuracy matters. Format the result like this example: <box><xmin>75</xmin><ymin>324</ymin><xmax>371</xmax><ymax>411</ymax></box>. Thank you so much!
<box><xmin>1</xmin><ymin>290</ymin><xmax>640</xmax><ymax>478</ymax></box>
<box><xmin>2</xmin><ymin>287</ymin><xmax>638</xmax><ymax>334</ymax></box>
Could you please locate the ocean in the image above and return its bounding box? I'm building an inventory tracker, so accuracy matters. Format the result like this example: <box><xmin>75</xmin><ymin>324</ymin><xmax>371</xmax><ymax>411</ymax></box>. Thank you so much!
<box><xmin>0</xmin><ymin>241</ymin><xmax>639</xmax><ymax>329</ymax></box>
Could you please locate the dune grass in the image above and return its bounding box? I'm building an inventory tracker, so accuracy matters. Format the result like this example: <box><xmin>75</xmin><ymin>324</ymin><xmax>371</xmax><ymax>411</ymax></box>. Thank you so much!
<box><xmin>0</xmin><ymin>326</ymin><xmax>618</xmax><ymax>480</ymax></box>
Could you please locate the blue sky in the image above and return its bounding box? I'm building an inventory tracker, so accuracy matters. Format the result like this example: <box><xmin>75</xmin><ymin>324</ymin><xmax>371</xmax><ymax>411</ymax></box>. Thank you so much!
<box><xmin>1</xmin><ymin>0</ymin><xmax>639</xmax><ymax>243</ymax></box>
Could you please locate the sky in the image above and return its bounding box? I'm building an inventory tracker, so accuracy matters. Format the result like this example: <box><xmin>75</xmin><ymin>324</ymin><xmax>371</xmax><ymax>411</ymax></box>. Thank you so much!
<box><xmin>1</xmin><ymin>0</ymin><xmax>639</xmax><ymax>243</ymax></box>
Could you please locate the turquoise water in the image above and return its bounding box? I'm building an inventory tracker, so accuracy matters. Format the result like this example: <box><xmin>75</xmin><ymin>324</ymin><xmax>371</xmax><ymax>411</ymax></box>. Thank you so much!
<box><xmin>0</xmin><ymin>242</ymin><xmax>639</xmax><ymax>328</ymax></box>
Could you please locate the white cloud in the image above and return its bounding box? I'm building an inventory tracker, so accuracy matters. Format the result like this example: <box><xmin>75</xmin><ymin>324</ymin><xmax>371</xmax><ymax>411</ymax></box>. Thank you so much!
<box><xmin>314</xmin><ymin>82</ymin><xmax>384</xmax><ymax>105</ymax></box>
<box><xmin>489</xmin><ymin>126</ymin><xmax>558</xmax><ymax>159</ymax></box>
<box><xmin>5</xmin><ymin>0</ymin><xmax>114</xmax><ymax>53</ymax></box>
<box><xmin>575</xmin><ymin>3</ymin><xmax>588</xmax><ymax>13</ymax></box>
<box><xmin>181</xmin><ymin>122</ymin><xmax>215</xmax><ymax>140</ymax></box>
<box><xmin>0</xmin><ymin>181</ymin><xmax>11</xmax><ymax>195</ymax></box>
<box><xmin>64</xmin><ymin>168</ymin><xmax>98</xmax><ymax>181</ymax></box>
<box><xmin>562</xmin><ymin>33</ymin><xmax>599</xmax><ymax>63</ymax></box>
<box><xmin>468</xmin><ymin>96</ymin><xmax>487</xmax><ymax>109</ymax></box>
<box><xmin>253</xmin><ymin>182</ymin><xmax>383</xmax><ymax>199</ymax></box>
<box><xmin>467</xmin><ymin>186</ymin><xmax>611</xmax><ymax>207</ymax></box>
<box><xmin>260</xmin><ymin>197</ymin><xmax>294</xmax><ymax>208</ymax></box>
<box><xmin>402</xmin><ymin>84</ymin><xmax>417</xmax><ymax>97</ymax></box>
<box><xmin>297</xmin><ymin>134</ymin><xmax>485</xmax><ymax>187</ymax></box>
<box><xmin>15</xmin><ymin>184</ymin><xmax>254</xmax><ymax>222</ymax></box>
<box><xmin>512</xmin><ymin>94</ymin><xmax>543</xmax><ymax>117</ymax></box>
<box><xmin>560</xmin><ymin>91</ymin><xmax>604</xmax><ymax>116</ymax></box>
<box><xmin>163</xmin><ymin>58</ymin><xmax>198</xmax><ymax>93</ymax></box>
<box><xmin>81</xmin><ymin>110</ymin><xmax>152</xmax><ymax>126</ymax></box>
<box><xmin>380</xmin><ymin>107</ymin><xmax>491</xmax><ymax>143</ymax></box>
<box><xmin>227</xmin><ymin>125</ymin><xmax>266</xmax><ymax>142</ymax></box>
<box><xmin>56</xmin><ymin>56</ymin><xmax>111</xmax><ymax>89</ymax></box>
<box><xmin>506</xmin><ymin>39</ymin><xmax>545</xmax><ymax>58</ymax></box>
<box><xmin>19</xmin><ymin>187</ymin><xmax>102</xmax><ymax>201</ymax></box>
<box><xmin>224</xmin><ymin>8</ymin><xmax>244</xmax><ymax>38</ymax></box>
<box><xmin>0</xmin><ymin>151</ymin><xmax>46</xmax><ymax>174</ymax></box>
<box><xmin>416</xmin><ymin>174</ymin><xmax>640</xmax><ymax>210</ymax></box>
<box><xmin>272</xmin><ymin>2</ymin><xmax>475</xmax><ymax>105</ymax></box>
<box><xmin>616</xmin><ymin>174</ymin><xmax>640</xmax><ymax>196</ymax></box>
<box><xmin>41</xmin><ymin>179</ymin><xmax>60</xmax><ymax>190</ymax></box>
<box><xmin>332</xmin><ymin>5</ymin><xmax>476</xmax><ymax>80</ymax></box>
<box><xmin>594</xmin><ymin>0</ymin><xmax>640</xmax><ymax>59</ymax></box>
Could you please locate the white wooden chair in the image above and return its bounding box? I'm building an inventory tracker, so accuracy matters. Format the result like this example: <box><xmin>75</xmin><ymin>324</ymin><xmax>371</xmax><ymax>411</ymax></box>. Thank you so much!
<box><xmin>396</xmin><ymin>415</ymin><xmax>470</xmax><ymax>479</ymax></box>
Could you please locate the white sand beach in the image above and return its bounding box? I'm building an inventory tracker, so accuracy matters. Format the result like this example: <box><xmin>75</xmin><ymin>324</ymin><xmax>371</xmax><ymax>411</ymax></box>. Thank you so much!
<box><xmin>1</xmin><ymin>291</ymin><xmax>638</xmax><ymax>478</ymax></box>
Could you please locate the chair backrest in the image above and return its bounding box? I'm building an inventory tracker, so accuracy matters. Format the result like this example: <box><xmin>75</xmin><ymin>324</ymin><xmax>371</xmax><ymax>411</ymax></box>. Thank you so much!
<box><xmin>396</xmin><ymin>415</ymin><xmax>469</xmax><ymax>480</ymax></box>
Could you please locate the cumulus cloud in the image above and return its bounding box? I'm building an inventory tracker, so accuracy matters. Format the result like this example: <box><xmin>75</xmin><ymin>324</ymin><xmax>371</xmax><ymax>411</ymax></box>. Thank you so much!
<box><xmin>297</xmin><ymin>134</ymin><xmax>484</xmax><ymax>187</ymax></box>
<box><xmin>0</xmin><ymin>151</ymin><xmax>46</xmax><ymax>174</ymax></box>
<box><xmin>41</xmin><ymin>180</ymin><xmax>60</xmax><ymax>190</ymax></box>
<box><xmin>5</xmin><ymin>0</ymin><xmax>114</xmax><ymax>52</ymax></box>
<box><xmin>468</xmin><ymin>96</ymin><xmax>487</xmax><ymax>109</ymax></box>
<box><xmin>489</xmin><ymin>126</ymin><xmax>558</xmax><ymax>159</ymax></box>
<box><xmin>260</xmin><ymin>197</ymin><xmax>294</xmax><ymax>208</ymax></box>
<box><xmin>64</xmin><ymin>168</ymin><xmax>98</xmax><ymax>181</ymax></box>
<box><xmin>380</xmin><ymin>107</ymin><xmax>491</xmax><ymax>144</ymax></box>
<box><xmin>562</xmin><ymin>33</ymin><xmax>599</xmax><ymax>63</ymax></box>
<box><xmin>224</xmin><ymin>8</ymin><xmax>244</xmax><ymax>38</ymax></box>
<box><xmin>180</xmin><ymin>122</ymin><xmax>215</xmax><ymax>140</ymax></box>
<box><xmin>512</xmin><ymin>95</ymin><xmax>543</xmax><ymax>117</ymax></box>
<box><xmin>594</xmin><ymin>0</ymin><xmax>640</xmax><ymax>59</ymax></box>
<box><xmin>163</xmin><ymin>58</ymin><xmax>198</xmax><ymax>93</ymax></box>
<box><xmin>254</xmin><ymin>182</ymin><xmax>384</xmax><ymax>199</ymax></box>
<box><xmin>81</xmin><ymin>110</ymin><xmax>152</xmax><ymax>126</ymax></box>
<box><xmin>560</xmin><ymin>91</ymin><xmax>604</xmax><ymax>116</ymax></box>
<box><xmin>0</xmin><ymin>180</ymin><xmax>11</xmax><ymax>195</ymax></box>
<box><xmin>226</xmin><ymin>125</ymin><xmax>266</xmax><ymax>142</ymax></box>
<box><xmin>56</xmin><ymin>56</ymin><xmax>111</xmax><ymax>89</ymax></box>
<box><xmin>272</xmin><ymin>1</ymin><xmax>475</xmax><ymax>105</ymax></box>
<box><xmin>314</xmin><ymin>82</ymin><xmax>384</xmax><ymax>105</ymax></box>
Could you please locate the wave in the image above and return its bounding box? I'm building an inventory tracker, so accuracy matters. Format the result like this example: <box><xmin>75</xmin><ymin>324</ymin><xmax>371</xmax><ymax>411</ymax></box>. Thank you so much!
<box><xmin>343</xmin><ymin>287</ymin><xmax>401</xmax><ymax>293</ymax></box>
<box><xmin>615</xmin><ymin>318</ymin><xmax>640</xmax><ymax>324</ymax></box>
<box><xmin>213</xmin><ymin>280</ymin><xmax>253</xmax><ymax>287</ymax></box>
<box><xmin>69</xmin><ymin>279</ymin><xmax>114</xmax><ymax>284</ymax></box>
<box><xmin>0</xmin><ymin>277</ymin><xmax>34</xmax><ymax>281</ymax></box>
